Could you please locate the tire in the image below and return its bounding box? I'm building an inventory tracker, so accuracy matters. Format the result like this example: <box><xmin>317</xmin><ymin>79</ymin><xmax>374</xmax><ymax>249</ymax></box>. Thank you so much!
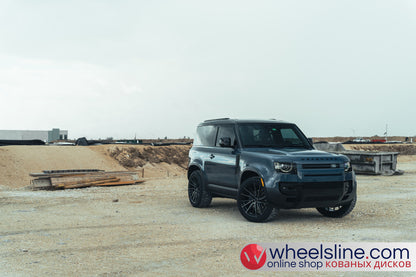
<box><xmin>316</xmin><ymin>195</ymin><xmax>357</xmax><ymax>218</ymax></box>
<box><xmin>237</xmin><ymin>176</ymin><xmax>275</xmax><ymax>222</ymax></box>
<box><xmin>188</xmin><ymin>170</ymin><xmax>212</xmax><ymax>208</ymax></box>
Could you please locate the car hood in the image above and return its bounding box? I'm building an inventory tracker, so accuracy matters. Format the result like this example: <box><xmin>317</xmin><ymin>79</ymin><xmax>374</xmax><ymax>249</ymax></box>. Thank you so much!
<box><xmin>242</xmin><ymin>147</ymin><xmax>348</xmax><ymax>162</ymax></box>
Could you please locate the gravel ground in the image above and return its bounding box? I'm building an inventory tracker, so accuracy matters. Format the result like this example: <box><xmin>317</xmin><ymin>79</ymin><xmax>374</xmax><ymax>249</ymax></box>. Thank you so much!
<box><xmin>0</xmin><ymin>159</ymin><xmax>415</xmax><ymax>276</ymax></box>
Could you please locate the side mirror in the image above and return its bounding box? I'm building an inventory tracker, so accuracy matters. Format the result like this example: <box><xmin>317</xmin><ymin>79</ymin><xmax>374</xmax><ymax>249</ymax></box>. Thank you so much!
<box><xmin>308</xmin><ymin>138</ymin><xmax>313</xmax><ymax>145</ymax></box>
<box><xmin>219</xmin><ymin>137</ymin><xmax>232</xmax><ymax>148</ymax></box>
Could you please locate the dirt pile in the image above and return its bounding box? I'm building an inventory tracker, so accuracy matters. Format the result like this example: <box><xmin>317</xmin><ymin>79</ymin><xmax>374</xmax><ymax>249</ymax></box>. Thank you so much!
<box><xmin>107</xmin><ymin>145</ymin><xmax>191</xmax><ymax>169</ymax></box>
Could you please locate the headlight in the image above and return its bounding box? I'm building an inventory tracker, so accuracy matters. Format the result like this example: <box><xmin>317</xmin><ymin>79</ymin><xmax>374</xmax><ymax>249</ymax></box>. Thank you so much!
<box><xmin>274</xmin><ymin>162</ymin><xmax>294</xmax><ymax>173</ymax></box>
<box><xmin>344</xmin><ymin>162</ymin><xmax>351</xmax><ymax>172</ymax></box>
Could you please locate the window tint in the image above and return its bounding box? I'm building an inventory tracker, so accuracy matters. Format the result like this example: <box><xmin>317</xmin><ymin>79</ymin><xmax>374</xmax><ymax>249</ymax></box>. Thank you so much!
<box><xmin>281</xmin><ymin>128</ymin><xmax>298</xmax><ymax>139</ymax></box>
<box><xmin>215</xmin><ymin>125</ymin><xmax>236</xmax><ymax>147</ymax></box>
<box><xmin>194</xmin><ymin>125</ymin><xmax>217</xmax><ymax>146</ymax></box>
<box><xmin>281</xmin><ymin>128</ymin><xmax>302</xmax><ymax>145</ymax></box>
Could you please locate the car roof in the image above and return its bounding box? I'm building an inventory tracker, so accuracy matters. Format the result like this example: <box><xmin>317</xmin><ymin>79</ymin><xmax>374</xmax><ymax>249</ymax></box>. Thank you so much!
<box><xmin>200</xmin><ymin>118</ymin><xmax>292</xmax><ymax>125</ymax></box>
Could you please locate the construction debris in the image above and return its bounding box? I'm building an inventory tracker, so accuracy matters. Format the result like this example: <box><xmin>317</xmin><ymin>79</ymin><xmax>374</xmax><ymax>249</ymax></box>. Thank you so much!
<box><xmin>30</xmin><ymin>169</ymin><xmax>144</xmax><ymax>190</ymax></box>
<box><xmin>314</xmin><ymin>143</ymin><xmax>403</xmax><ymax>175</ymax></box>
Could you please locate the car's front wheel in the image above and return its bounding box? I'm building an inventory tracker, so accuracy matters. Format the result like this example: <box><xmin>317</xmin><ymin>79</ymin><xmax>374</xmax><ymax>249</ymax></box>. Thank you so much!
<box><xmin>316</xmin><ymin>196</ymin><xmax>357</xmax><ymax>218</ymax></box>
<box><xmin>188</xmin><ymin>170</ymin><xmax>212</xmax><ymax>208</ymax></box>
<box><xmin>237</xmin><ymin>176</ymin><xmax>275</xmax><ymax>222</ymax></box>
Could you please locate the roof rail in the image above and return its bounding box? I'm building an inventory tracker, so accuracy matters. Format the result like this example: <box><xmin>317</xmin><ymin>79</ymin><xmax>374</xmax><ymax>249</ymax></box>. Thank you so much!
<box><xmin>204</xmin><ymin>118</ymin><xmax>230</xmax><ymax>122</ymax></box>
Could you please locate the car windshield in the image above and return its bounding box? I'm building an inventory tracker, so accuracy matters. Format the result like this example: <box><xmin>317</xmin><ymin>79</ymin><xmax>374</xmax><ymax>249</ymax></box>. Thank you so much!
<box><xmin>238</xmin><ymin>123</ymin><xmax>311</xmax><ymax>149</ymax></box>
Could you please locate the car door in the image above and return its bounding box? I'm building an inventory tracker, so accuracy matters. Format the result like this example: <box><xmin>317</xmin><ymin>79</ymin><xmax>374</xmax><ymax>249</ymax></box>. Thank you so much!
<box><xmin>204</xmin><ymin>125</ymin><xmax>239</xmax><ymax>195</ymax></box>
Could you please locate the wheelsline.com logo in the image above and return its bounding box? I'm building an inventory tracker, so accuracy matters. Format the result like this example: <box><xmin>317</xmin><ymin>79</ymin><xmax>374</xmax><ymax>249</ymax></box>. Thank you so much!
<box><xmin>240</xmin><ymin>244</ymin><xmax>267</xmax><ymax>270</ymax></box>
<box><xmin>240</xmin><ymin>243</ymin><xmax>416</xmax><ymax>272</ymax></box>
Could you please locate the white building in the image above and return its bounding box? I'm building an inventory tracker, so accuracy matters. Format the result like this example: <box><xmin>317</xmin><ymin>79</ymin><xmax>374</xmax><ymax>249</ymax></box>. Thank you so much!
<box><xmin>0</xmin><ymin>128</ymin><xmax>68</xmax><ymax>143</ymax></box>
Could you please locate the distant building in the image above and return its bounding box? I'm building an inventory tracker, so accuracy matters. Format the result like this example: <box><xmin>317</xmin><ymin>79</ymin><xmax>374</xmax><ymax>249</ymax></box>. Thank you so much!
<box><xmin>0</xmin><ymin>128</ymin><xmax>68</xmax><ymax>143</ymax></box>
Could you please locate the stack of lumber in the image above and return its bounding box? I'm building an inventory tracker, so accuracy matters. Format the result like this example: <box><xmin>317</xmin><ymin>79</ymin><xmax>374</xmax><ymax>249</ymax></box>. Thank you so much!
<box><xmin>30</xmin><ymin>169</ymin><xmax>144</xmax><ymax>190</ymax></box>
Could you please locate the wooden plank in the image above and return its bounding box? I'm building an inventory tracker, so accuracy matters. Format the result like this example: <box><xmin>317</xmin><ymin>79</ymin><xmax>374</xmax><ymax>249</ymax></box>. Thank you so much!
<box><xmin>49</xmin><ymin>172</ymin><xmax>139</xmax><ymax>185</ymax></box>
<box><xmin>54</xmin><ymin>177</ymin><xmax>120</xmax><ymax>188</ymax></box>
<box><xmin>30</xmin><ymin>170</ymin><xmax>141</xmax><ymax>178</ymax></box>
<box><xmin>30</xmin><ymin>172</ymin><xmax>89</xmax><ymax>178</ymax></box>
<box><xmin>62</xmin><ymin>179</ymin><xmax>144</xmax><ymax>189</ymax></box>
<box><xmin>52</xmin><ymin>177</ymin><xmax>119</xmax><ymax>187</ymax></box>
<box><xmin>62</xmin><ymin>178</ymin><xmax>121</xmax><ymax>189</ymax></box>
<box><xmin>93</xmin><ymin>180</ymin><xmax>145</xmax><ymax>187</ymax></box>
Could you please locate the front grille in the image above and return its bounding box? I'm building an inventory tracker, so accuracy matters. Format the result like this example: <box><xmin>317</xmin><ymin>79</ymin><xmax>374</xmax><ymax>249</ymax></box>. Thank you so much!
<box><xmin>300</xmin><ymin>157</ymin><xmax>338</xmax><ymax>162</ymax></box>
<box><xmin>300</xmin><ymin>163</ymin><xmax>343</xmax><ymax>177</ymax></box>
<box><xmin>303</xmin><ymin>164</ymin><xmax>339</xmax><ymax>169</ymax></box>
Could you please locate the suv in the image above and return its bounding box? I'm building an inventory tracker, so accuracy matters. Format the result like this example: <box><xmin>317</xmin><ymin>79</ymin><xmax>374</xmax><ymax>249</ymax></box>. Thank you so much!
<box><xmin>187</xmin><ymin>118</ymin><xmax>357</xmax><ymax>222</ymax></box>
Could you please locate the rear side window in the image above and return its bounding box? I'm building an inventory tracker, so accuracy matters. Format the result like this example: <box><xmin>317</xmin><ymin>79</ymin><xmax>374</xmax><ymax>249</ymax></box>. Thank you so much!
<box><xmin>215</xmin><ymin>125</ymin><xmax>236</xmax><ymax>147</ymax></box>
<box><xmin>194</xmin><ymin>125</ymin><xmax>217</xmax><ymax>146</ymax></box>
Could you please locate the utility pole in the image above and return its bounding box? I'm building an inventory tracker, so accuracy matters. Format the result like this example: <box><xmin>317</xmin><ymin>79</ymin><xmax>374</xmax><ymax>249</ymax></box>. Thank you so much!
<box><xmin>385</xmin><ymin>124</ymin><xmax>388</xmax><ymax>142</ymax></box>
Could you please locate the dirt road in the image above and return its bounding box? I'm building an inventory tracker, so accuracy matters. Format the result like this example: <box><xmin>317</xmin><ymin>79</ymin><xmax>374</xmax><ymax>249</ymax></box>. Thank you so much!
<box><xmin>0</xmin><ymin>158</ymin><xmax>415</xmax><ymax>276</ymax></box>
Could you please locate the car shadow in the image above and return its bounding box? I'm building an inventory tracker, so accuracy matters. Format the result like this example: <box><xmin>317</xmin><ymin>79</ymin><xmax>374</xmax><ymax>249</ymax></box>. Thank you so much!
<box><xmin>210</xmin><ymin>198</ymin><xmax>328</xmax><ymax>223</ymax></box>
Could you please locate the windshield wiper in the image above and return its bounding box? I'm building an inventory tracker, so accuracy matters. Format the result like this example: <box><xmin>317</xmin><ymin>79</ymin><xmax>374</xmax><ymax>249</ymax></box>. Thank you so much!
<box><xmin>243</xmin><ymin>144</ymin><xmax>277</xmax><ymax>148</ymax></box>
<box><xmin>282</xmin><ymin>145</ymin><xmax>311</xmax><ymax>149</ymax></box>
<box><xmin>243</xmin><ymin>144</ymin><xmax>284</xmax><ymax>148</ymax></box>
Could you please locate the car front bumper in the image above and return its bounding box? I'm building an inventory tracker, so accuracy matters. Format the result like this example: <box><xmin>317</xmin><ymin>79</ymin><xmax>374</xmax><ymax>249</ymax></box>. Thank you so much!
<box><xmin>265</xmin><ymin>170</ymin><xmax>357</xmax><ymax>209</ymax></box>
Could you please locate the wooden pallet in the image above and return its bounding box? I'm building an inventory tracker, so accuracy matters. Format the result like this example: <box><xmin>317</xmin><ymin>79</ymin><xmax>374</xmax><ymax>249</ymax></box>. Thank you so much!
<box><xmin>30</xmin><ymin>169</ymin><xmax>144</xmax><ymax>190</ymax></box>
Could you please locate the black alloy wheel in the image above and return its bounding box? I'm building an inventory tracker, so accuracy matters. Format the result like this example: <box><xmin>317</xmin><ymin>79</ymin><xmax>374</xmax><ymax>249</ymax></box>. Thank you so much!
<box><xmin>188</xmin><ymin>170</ymin><xmax>212</xmax><ymax>208</ymax></box>
<box><xmin>237</xmin><ymin>176</ymin><xmax>275</xmax><ymax>222</ymax></box>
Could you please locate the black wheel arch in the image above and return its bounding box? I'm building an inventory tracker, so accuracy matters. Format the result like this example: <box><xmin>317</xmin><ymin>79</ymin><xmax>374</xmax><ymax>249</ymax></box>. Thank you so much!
<box><xmin>188</xmin><ymin>169</ymin><xmax>213</xmax><ymax>208</ymax></box>
<box><xmin>240</xmin><ymin>169</ymin><xmax>263</xmax><ymax>189</ymax></box>
<box><xmin>187</xmin><ymin>164</ymin><xmax>209</xmax><ymax>190</ymax></box>
<box><xmin>187</xmin><ymin>164</ymin><xmax>201</xmax><ymax>179</ymax></box>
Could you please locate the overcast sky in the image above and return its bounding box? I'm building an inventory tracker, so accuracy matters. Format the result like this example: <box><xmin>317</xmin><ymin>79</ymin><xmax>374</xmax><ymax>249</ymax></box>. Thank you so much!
<box><xmin>1</xmin><ymin>0</ymin><xmax>415</xmax><ymax>139</ymax></box>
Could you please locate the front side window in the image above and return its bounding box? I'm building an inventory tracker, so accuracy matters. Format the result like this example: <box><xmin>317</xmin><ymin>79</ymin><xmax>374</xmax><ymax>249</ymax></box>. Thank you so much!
<box><xmin>238</xmin><ymin>123</ymin><xmax>311</xmax><ymax>149</ymax></box>
<box><xmin>215</xmin><ymin>125</ymin><xmax>236</xmax><ymax>147</ymax></box>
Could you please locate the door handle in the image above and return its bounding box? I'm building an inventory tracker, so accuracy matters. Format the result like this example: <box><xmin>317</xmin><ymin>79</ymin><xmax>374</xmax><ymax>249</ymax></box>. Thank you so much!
<box><xmin>209</xmin><ymin>154</ymin><xmax>215</xmax><ymax>159</ymax></box>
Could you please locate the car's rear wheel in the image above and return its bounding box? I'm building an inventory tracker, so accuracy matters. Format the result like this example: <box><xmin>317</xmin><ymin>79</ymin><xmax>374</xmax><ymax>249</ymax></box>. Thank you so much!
<box><xmin>188</xmin><ymin>170</ymin><xmax>212</xmax><ymax>208</ymax></box>
<box><xmin>237</xmin><ymin>176</ymin><xmax>275</xmax><ymax>222</ymax></box>
<box><xmin>316</xmin><ymin>195</ymin><xmax>356</xmax><ymax>218</ymax></box>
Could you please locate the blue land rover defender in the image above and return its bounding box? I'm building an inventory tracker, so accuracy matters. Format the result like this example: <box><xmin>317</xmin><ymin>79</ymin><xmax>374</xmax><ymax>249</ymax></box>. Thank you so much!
<box><xmin>187</xmin><ymin>119</ymin><xmax>357</xmax><ymax>222</ymax></box>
